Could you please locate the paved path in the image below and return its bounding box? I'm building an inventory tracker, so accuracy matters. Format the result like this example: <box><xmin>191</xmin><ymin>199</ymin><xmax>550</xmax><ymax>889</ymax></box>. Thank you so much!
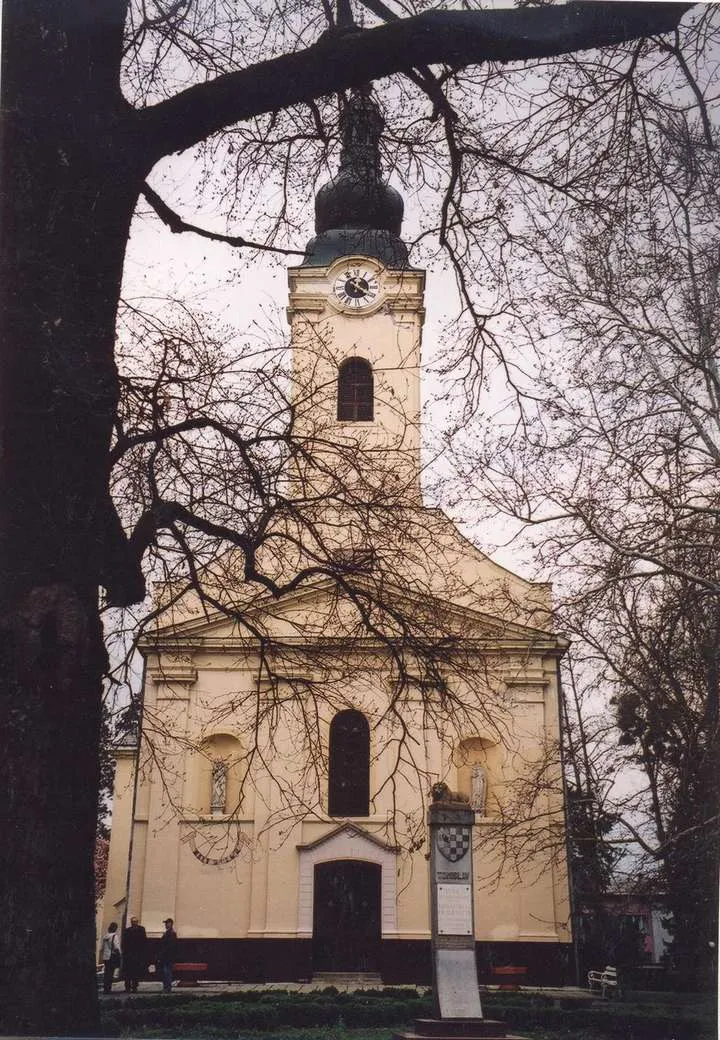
<box><xmin>99</xmin><ymin>981</ymin><xmax>594</xmax><ymax>1001</ymax></box>
<box><xmin>100</xmin><ymin>979</ymin><xmax>426</xmax><ymax>996</ymax></box>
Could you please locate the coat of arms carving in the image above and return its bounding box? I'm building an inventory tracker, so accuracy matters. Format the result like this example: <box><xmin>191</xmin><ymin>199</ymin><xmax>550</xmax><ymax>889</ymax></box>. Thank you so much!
<box><xmin>436</xmin><ymin>825</ymin><xmax>470</xmax><ymax>863</ymax></box>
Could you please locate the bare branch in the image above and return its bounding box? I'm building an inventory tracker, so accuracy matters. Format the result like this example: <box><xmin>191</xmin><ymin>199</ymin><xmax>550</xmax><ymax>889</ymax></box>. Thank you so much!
<box><xmin>140</xmin><ymin>183</ymin><xmax>305</xmax><ymax>255</ymax></box>
<box><xmin>138</xmin><ymin>4</ymin><xmax>689</xmax><ymax>161</ymax></box>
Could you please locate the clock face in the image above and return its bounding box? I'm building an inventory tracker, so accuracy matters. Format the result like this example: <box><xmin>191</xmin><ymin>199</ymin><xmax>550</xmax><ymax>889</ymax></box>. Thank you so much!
<box><xmin>332</xmin><ymin>266</ymin><xmax>381</xmax><ymax>310</ymax></box>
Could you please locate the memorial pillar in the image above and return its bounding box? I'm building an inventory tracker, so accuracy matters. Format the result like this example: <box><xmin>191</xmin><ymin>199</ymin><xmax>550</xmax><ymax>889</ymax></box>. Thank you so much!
<box><xmin>394</xmin><ymin>785</ymin><xmax>524</xmax><ymax>1040</ymax></box>
<box><xmin>428</xmin><ymin>795</ymin><xmax>483</xmax><ymax>1019</ymax></box>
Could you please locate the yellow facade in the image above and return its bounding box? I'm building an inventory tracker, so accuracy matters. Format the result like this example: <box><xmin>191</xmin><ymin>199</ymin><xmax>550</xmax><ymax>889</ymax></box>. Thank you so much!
<box><xmin>102</xmin><ymin>245</ymin><xmax>573</xmax><ymax>983</ymax></box>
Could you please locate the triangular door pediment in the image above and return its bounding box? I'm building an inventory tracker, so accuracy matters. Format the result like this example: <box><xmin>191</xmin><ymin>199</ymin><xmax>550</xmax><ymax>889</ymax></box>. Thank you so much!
<box><xmin>297</xmin><ymin>822</ymin><xmax>398</xmax><ymax>855</ymax></box>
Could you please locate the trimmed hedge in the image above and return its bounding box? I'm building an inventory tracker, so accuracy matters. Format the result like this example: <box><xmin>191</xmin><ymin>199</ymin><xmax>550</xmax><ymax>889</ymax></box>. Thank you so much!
<box><xmin>483</xmin><ymin>994</ymin><xmax>714</xmax><ymax>1040</ymax></box>
<box><xmin>500</xmin><ymin>1004</ymin><xmax>707</xmax><ymax>1040</ymax></box>
<box><xmin>104</xmin><ymin>991</ymin><xmax>434</xmax><ymax>1035</ymax></box>
<box><xmin>101</xmin><ymin>988</ymin><xmax>715</xmax><ymax>1040</ymax></box>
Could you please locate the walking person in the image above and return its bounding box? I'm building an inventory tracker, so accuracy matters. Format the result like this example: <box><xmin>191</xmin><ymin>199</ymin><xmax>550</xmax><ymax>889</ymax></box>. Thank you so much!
<box><xmin>157</xmin><ymin>917</ymin><xmax>178</xmax><ymax>993</ymax></box>
<box><xmin>100</xmin><ymin>922</ymin><xmax>121</xmax><ymax>994</ymax></box>
<box><xmin>122</xmin><ymin>916</ymin><xmax>148</xmax><ymax>992</ymax></box>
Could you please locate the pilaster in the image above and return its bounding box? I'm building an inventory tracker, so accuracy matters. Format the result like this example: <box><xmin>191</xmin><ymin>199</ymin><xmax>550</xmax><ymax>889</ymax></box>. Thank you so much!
<box><xmin>139</xmin><ymin>662</ymin><xmax>197</xmax><ymax>934</ymax></box>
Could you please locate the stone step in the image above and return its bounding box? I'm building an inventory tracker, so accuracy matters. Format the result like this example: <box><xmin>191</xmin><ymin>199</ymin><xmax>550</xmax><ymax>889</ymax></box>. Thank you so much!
<box><xmin>395</xmin><ymin>1033</ymin><xmax>526</xmax><ymax>1040</ymax></box>
<box><xmin>397</xmin><ymin>1019</ymin><xmax>519</xmax><ymax>1039</ymax></box>
<box><xmin>311</xmin><ymin>971</ymin><xmax>384</xmax><ymax>988</ymax></box>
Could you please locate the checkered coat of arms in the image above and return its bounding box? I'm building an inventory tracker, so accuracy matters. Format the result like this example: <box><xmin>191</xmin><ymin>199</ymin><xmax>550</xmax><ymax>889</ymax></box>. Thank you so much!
<box><xmin>436</xmin><ymin>825</ymin><xmax>471</xmax><ymax>863</ymax></box>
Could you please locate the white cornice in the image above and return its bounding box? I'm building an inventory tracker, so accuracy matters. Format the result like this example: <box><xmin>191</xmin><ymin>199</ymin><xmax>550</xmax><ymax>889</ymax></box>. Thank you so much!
<box><xmin>147</xmin><ymin>664</ymin><xmax>198</xmax><ymax>685</ymax></box>
<box><xmin>142</xmin><ymin>633</ymin><xmax>567</xmax><ymax>656</ymax></box>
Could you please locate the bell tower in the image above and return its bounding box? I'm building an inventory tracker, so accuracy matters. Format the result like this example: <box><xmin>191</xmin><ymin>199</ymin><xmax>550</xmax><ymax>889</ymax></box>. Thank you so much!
<box><xmin>287</xmin><ymin>87</ymin><xmax>424</xmax><ymax>504</ymax></box>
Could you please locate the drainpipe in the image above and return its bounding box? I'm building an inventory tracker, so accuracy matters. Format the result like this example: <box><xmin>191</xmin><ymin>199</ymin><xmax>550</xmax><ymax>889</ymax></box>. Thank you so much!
<box><xmin>556</xmin><ymin>651</ymin><xmax>581</xmax><ymax>987</ymax></box>
<box><xmin>120</xmin><ymin>653</ymin><xmax>148</xmax><ymax>929</ymax></box>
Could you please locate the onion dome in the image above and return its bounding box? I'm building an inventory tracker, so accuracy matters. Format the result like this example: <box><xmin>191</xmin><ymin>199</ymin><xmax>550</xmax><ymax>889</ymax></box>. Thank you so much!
<box><xmin>303</xmin><ymin>87</ymin><xmax>409</xmax><ymax>269</ymax></box>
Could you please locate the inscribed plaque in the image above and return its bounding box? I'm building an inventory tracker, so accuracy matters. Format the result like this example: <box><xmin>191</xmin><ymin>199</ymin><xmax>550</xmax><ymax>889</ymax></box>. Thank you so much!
<box><xmin>437</xmin><ymin>883</ymin><xmax>472</xmax><ymax>935</ymax></box>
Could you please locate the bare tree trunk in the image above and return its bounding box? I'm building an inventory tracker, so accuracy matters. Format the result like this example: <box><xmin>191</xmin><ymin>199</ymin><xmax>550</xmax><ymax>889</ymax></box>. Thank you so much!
<box><xmin>0</xmin><ymin>146</ymin><xmax>138</xmax><ymax>1036</ymax></box>
<box><xmin>0</xmin><ymin>590</ymin><xmax>106</xmax><ymax>1031</ymax></box>
<box><xmin>0</xmin><ymin>167</ymin><xmax>137</xmax><ymax>1031</ymax></box>
<box><xmin>0</xmin><ymin>2</ymin><xmax>141</xmax><ymax>1027</ymax></box>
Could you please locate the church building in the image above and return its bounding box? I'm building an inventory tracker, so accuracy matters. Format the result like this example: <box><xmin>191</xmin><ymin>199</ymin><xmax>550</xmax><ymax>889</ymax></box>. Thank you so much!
<box><xmin>102</xmin><ymin>88</ymin><xmax>573</xmax><ymax>985</ymax></box>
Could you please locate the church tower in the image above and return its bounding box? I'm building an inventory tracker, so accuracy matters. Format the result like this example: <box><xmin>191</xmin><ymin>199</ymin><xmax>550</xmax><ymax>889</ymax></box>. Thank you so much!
<box><xmin>287</xmin><ymin>87</ymin><xmax>424</xmax><ymax>504</ymax></box>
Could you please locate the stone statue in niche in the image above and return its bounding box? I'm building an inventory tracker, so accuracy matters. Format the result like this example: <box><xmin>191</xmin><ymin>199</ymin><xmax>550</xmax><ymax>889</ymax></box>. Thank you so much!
<box><xmin>211</xmin><ymin>759</ymin><xmax>227</xmax><ymax>814</ymax></box>
<box><xmin>470</xmin><ymin>765</ymin><xmax>487</xmax><ymax>814</ymax></box>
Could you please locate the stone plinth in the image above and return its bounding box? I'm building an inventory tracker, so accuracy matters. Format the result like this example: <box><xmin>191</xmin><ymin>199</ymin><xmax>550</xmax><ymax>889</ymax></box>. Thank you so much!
<box><xmin>394</xmin><ymin>1019</ymin><xmax>526</xmax><ymax>1040</ymax></box>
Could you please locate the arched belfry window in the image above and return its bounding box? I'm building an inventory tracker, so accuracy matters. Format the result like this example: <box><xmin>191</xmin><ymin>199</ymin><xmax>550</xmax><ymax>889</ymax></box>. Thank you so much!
<box><xmin>337</xmin><ymin>357</ymin><xmax>374</xmax><ymax>422</ymax></box>
<box><xmin>328</xmin><ymin>710</ymin><xmax>370</xmax><ymax>817</ymax></box>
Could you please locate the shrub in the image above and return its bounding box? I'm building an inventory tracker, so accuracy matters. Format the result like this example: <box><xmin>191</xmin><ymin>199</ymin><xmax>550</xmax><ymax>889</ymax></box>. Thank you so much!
<box><xmin>100</xmin><ymin>987</ymin><xmax>714</xmax><ymax>1040</ymax></box>
<box><xmin>495</xmin><ymin>1002</ymin><xmax>710</xmax><ymax>1040</ymax></box>
<box><xmin>277</xmin><ymin>999</ymin><xmax>340</xmax><ymax>1027</ymax></box>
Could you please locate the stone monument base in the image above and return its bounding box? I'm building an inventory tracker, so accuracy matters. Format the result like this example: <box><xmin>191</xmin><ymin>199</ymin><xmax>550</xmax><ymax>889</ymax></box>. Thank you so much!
<box><xmin>394</xmin><ymin>1018</ymin><xmax>526</xmax><ymax>1040</ymax></box>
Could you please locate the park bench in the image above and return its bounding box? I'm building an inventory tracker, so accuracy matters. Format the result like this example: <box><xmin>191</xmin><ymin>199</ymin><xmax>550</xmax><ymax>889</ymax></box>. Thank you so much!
<box><xmin>173</xmin><ymin>961</ymin><xmax>208</xmax><ymax>987</ymax></box>
<box><xmin>490</xmin><ymin>965</ymin><xmax>528</xmax><ymax>990</ymax></box>
<box><xmin>588</xmin><ymin>965</ymin><xmax>618</xmax><ymax>998</ymax></box>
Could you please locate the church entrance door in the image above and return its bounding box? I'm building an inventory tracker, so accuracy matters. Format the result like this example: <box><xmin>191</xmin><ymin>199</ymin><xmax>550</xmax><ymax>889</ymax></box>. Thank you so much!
<box><xmin>312</xmin><ymin>860</ymin><xmax>381</xmax><ymax>971</ymax></box>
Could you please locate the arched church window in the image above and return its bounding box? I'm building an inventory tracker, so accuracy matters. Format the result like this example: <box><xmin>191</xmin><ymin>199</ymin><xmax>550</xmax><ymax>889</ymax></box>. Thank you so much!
<box><xmin>328</xmin><ymin>709</ymin><xmax>370</xmax><ymax>816</ymax></box>
<box><xmin>337</xmin><ymin>357</ymin><xmax>374</xmax><ymax>422</ymax></box>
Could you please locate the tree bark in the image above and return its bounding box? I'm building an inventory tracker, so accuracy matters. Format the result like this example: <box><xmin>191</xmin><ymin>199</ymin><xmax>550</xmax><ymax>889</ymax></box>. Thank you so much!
<box><xmin>141</xmin><ymin>3</ymin><xmax>691</xmax><ymax>159</ymax></box>
<box><xmin>0</xmin><ymin>587</ymin><xmax>108</xmax><ymax>1031</ymax></box>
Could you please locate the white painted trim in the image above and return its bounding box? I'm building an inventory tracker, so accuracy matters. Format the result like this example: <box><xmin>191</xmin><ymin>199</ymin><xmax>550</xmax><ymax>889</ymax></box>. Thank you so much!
<box><xmin>297</xmin><ymin>828</ymin><xmax>398</xmax><ymax>937</ymax></box>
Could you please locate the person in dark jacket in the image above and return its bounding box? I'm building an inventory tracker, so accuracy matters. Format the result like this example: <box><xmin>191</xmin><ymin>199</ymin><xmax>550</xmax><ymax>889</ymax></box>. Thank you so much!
<box><xmin>122</xmin><ymin>916</ymin><xmax>148</xmax><ymax>992</ymax></box>
<box><xmin>157</xmin><ymin>917</ymin><xmax>178</xmax><ymax>992</ymax></box>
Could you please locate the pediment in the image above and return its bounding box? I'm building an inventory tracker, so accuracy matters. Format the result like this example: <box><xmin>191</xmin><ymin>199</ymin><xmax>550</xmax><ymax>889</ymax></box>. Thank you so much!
<box><xmin>297</xmin><ymin>822</ymin><xmax>398</xmax><ymax>856</ymax></box>
<box><xmin>140</xmin><ymin>502</ymin><xmax>563</xmax><ymax>652</ymax></box>
<box><xmin>141</xmin><ymin>571</ymin><xmax>561</xmax><ymax>654</ymax></box>
<box><xmin>144</xmin><ymin>579</ymin><xmax>356</xmax><ymax>643</ymax></box>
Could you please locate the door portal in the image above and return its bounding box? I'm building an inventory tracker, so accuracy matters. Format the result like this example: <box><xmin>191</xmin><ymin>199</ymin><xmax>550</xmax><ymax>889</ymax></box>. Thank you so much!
<box><xmin>312</xmin><ymin>860</ymin><xmax>381</xmax><ymax>971</ymax></box>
